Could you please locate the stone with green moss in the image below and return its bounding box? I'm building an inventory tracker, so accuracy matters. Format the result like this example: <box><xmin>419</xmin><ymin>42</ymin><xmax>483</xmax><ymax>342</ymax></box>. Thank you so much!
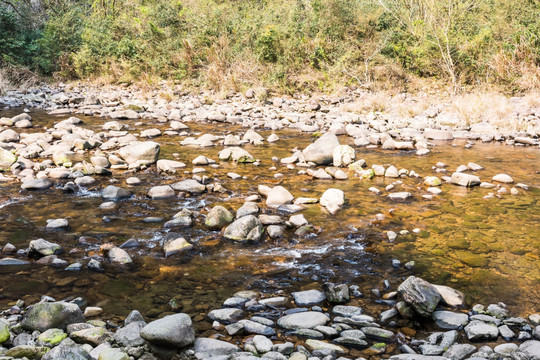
<box><xmin>5</xmin><ymin>345</ymin><xmax>49</xmax><ymax>359</ymax></box>
<box><xmin>37</xmin><ymin>328</ymin><xmax>67</xmax><ymax>346</ymax></box>
<box><xmin>0</xmin><ymin>319</ymin><xmax>10</xmax><ymax>343</ymax></box>
<box><xmin>98</xmin><ymin>348</ymin><xmax>129</xmax><ymax>360</ymax></box>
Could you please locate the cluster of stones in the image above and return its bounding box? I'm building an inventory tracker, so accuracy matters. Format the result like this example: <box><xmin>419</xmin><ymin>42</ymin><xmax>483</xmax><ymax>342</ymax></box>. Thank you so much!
<box><xmin>1</xmin><ymin>276</ymin><xmax>539</xmax><ymax>360</ymax></box>
<box><xmin>1</xmin><ymin>83</ymin><xmax>539</xmax><ymax>149</ymax></box>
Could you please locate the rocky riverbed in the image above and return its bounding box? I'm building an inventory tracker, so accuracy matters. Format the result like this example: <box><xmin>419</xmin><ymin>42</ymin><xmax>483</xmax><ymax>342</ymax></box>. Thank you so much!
<box><xmin>0</xmin><ymin>85</ymin><xmax>539</xmax><ymax>359</ymax></box>
<box><xmin>0</xmin><ymin>276</ymin><xmax>539</xmax><ymax>360</ymax></box>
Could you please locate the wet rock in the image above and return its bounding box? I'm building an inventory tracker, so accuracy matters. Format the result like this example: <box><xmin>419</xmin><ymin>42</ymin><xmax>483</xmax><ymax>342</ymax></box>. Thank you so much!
<box><xmin>361</xmin><ymin>327</ymin><xmax>395</xmax><ymax>340</ymax></box>
<box><xmin>432</xmin><ymin>311</ymin><xmax>469</xmax><ymax>330</ymax></box>
<box><xmin>333</xmin><ymin>145</ymin><xmax>355</xmax><ymax>167</ymax></box>
<box><xmin>253</xmin><ymin>335</ymin><xmax>273</xmax><ymax>353</ymax></box>
<box><xmin>224</xmin><ymin>215</ymin><xmax>264</xmax><ymax>242</ymax></box>
<box><xmin>117</xmin><ymin>141</ymin><xmax>160</xmax><ymax>167</ymax></box>
<box><xmin>266</xmin><ymin>186</ymin><xmax>294</xmax><ymax>207</ymax></box>
<box><xmin>102</xmin><ymin>185</ymin><xmax>132</xmax><ymax>200</ymax></box>
<box><xmin>98</xmin><ymin>348</ymin><xmax>129</xmax><ymax>360</ymax></box>
<box><xmin>209</xmin><ymin>308</ymin><xmax>244</xmax><ymax>323</ymax></box>
<box><xmin>424</xmin><ymin>176</ymin><xmax>442</xmax><ymax>186</ymax></box>
<box><xmin>451</xmin><ymin>173</ymin><xmax>480</xmax><ymax>187</ymax></box>
<box><xmin>37</xmin><ymin>328</ymin><xmax>67</xmax><ymax>346</ymax></box>
<box><xmin>114</xmin><ymin>321</ymin><xmax>145</xmax><ymax>347</ymax></box>
<box><xmin>22</xmin><ymin>302</ymin><xmax>85</xmax><ymax>331</ymax></box>
<box><xmin>237</xmin><ymin>202</ymin><xmax>259</xmax><ymax>218</ymax></box>
<box><xmin>29</xmin><ymin>238</ymin><xmax>63</xmax><ymax>257</ymax></box>
<box><xmin>70</xmin><ymin>326</ymin><xmax>112</xmax><ymax>346</ymax></box>
<box><xmin>5</xmin><ymin>345</ymin><xmax>50</xmax><ymax>359</ymax></box>
<box><xmin>205</xmin><ymin>205</ymin><xmax>234</xmax><ymax>229</ymax></box>
<box><xmin>322</xmin><ymin>283</ymin><xmax>349</xmax><ymax>303</ymax></box>
<box><xmin>218</xmin><ymin>147</ymin><xmax>255</xmax><ymax>162</ymax></box>
<box><xmin>464</xmin><ymin>320</ymin><xmax>499</xmax><ymax>340</ymax></box>
<box><xmin>292</xmin><ymin>290</ymin><xmax>326</xmax><ymax>306</ymax></box>
<box><xmin>397</xmin><ymin>276</ymin><xmax>441</xmax><ymax>317</ymax></box>
<box><xmin>443</xmin><ymin>344</ymin><xmax>476</xmax><ymax>360</ymax></box>
<box><xmin>193</xmin><ymin>337</ymin><xmax>239</xmax><ymax>357</ymax></box>
<box><xmin>148</xmin><ymin>185</ymin><xmax>175</xmax><ymax>199</ymax></box>
<box><xmin>303</xmin><ymin>132</ymin><xmax>340</xmax><ymax>165</ymax></box>
<box><xmin>304</xmin><ymin>339</ymin><xmax>345</xmax><ymax>354</ymax></box>
<box><xmin>320</xmin><ymin>188</ymin><xmax>344</xmax><ymax>215</ymax></box>
<box><xmin>267</xmin><ymin>225</ymin><xmax>284</xmax><ymax>239</ymax></box>
<box><xmin>388</xmin><ymin>192</ymin><xmax>412</xmax><ymax>200</ymax></box>
<box><xmin>171</xmin><ymin>179</ymin><xmax>206</xmax><ymax>193</ymax></box>
<box><xmin>520</xmin><ymin>340</ymin><xmax>540</xmax><ymax>360</ymax></box>
<box><xmin>45</xmin><ymin>218</ymin><xmax>69</xmax><ymax>230</ymax></box>
<box><xmin>0</xmin><ymin>148</ymin><xmax>17</xmax><ymax>170</ymax></box>
<box><xmin>433</xmin><ymin>285</ymin><xmax>465</xmax><ymax>307</ymax></box>
<box><xmin>332</xmin><ymin>305</ymin><xmax>363</xmax><ymax>318</ymax></box>
<box><xmin>108</xmin><ymin>247</ymin><xmax>132</xmax><ymax>264</ymax></box>
<box><xmin>492</xmin><ymin>173</ymin><xmax>514</xmax><ymax>183</ymax></box>
<box><xmin>140</xmin><ymin>313</ymin><xmax>195</xmax><ymax>348</ymax></box>
<box><xmin>156</xmin><ymin>159</ymin><xmax>186</xmax><ymax>173</ymax></box>
<box><xmin>163</xmin><ymin>237</ymin><xmax>193</xmax><ymax>257</ymax></box>
<box><xmin>0</xmin><ymin>319</ymin><xmax>9</xmax><ymax>343</ymax></box>
<box><xmin>277</xmin><ymin>312</ymin><xmax>330</xmax><ymax>330</ymax></box>
<box><xmin>21</xmin><ymin>178</ymin><xmax>53</xmax><ymax>190</ymax></box>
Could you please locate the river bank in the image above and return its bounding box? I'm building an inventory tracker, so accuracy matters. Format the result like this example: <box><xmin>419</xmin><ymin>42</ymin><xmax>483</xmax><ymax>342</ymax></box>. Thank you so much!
<box><xmin>0</xmin><ymin>84</ymin><xmax>539</xmax><ymax>359</ymax></box>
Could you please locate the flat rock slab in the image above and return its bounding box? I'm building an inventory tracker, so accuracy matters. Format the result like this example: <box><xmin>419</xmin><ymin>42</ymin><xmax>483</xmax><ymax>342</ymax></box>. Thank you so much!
<box><xmin>432</xmin><ymin>311</ymin><xmax>469</xmax><ymax>330</ymax></box>
<box><xmin>278</xmin><ymin>312</ymin><xmax>330</xmax><ymax>330</ymax></box>
<box><xmin>292</xmin><ymin>290</ymin><xmax>326</xmax><ymax>306</ymax></box>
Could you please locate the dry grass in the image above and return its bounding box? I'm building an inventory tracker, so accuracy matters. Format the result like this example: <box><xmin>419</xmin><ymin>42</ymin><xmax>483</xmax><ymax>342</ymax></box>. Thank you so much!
<box><xmin>0</xmin><ymin>65</ymin><xmax>42</xmax><ymax>95</ymax></box>
<box><xmin>344</xmin><ymin>91</ymin><xmax>390</xmax><ymax>113</ymax></box>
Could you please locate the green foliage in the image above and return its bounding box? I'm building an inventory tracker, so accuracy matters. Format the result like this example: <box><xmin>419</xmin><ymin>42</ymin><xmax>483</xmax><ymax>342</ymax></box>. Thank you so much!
<box><xmin>0</xmin><ymin>0</ymin><xmax>539</xmax><ymax>92</ymax></box>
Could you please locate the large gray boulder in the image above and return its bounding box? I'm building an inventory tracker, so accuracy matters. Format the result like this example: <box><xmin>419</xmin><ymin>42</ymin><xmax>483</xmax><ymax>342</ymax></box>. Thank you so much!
<box><xmin>223</xmin><ymin>215</ymin><xmax>264</xmax><ymax>242</ymax></box>
<box><xmin>303</xmin><ymin>132</ymin><xmax>340</xmax><ymax>165</ymax></box>
<box><xmin>464</xmin><ymin>320</ymin><xmax>499</xmax><ymax>340</ymax></box>
<box><xmin>140</xmin><ymin>313</ymin><xmax>195</xmax><ymax>348</ymax></box>
<box><xmin>117</xmin><ymin>141</ymin><xmax>160</xmax><ymax>167</ymax></box>
<box><xmin>520</xmin><ymin>340</ymin><xmax>540</xmax><ymax>360</ymax></box>
<box><xmin>397</xmin><ymin>276</ymin><xmax>441</xmax><ymax>317</ymax></box>
<box><xmin>22</xmin><ymin>302</ymin><xmax>85</xmax><ymax>332</ymax></box>
<box><xmin>432</xmin><ymin>311</ymin><xmax>469</xmax><ymax>330</ymax></box>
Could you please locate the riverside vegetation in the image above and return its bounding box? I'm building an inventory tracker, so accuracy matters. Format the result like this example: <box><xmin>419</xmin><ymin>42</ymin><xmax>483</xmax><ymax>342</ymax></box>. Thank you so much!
<box><xmin>0</xmin><ymin>0</ymin><xmax>539</xmax><ymax>93</ymax></box>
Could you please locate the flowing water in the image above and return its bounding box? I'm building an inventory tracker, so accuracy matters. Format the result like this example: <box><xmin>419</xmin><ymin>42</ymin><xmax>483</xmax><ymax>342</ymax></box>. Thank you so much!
<box><xmin>0</xmin><ymin>109</ymin><xmax>539</xmax><ymax>332</ymax></box>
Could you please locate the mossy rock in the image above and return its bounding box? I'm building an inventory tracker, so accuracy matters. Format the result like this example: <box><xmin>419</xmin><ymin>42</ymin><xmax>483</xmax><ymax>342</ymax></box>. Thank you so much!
<box><xmin>5</xmin><ymin>345</ymin><xmax>49</xmax><ymax>359</ymax></box>
<box><xmin>37</xmin><ymin>328</ymin><xmax>67</xmax><ymax>346</ymax></box>
<box><xmin>448</xmin><ymin>239</ymin><xmax>469</xmax><ymax>250</ymax></box>
<box><xmin>0</xmin><ymin>319</ymin><xmax>10</xmax><ymax>343</ymax></box>
<box><xmin>456</xmin><ymin>251</ymin><xmax>489</xmax><ymax>268</ymax></box>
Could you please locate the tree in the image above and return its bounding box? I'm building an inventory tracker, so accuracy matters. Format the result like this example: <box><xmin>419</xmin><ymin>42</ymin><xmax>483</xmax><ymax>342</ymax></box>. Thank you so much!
<box><xmin>377</xmin><ymin>0</ymin><xmax>476</xmax><ymax>92</ymax></box>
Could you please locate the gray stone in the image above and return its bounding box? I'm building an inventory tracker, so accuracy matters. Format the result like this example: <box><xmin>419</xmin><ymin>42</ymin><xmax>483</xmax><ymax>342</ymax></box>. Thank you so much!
<box><xmin>303</xmin><ymin>132</ymin><xmax>340</xmax><ymax>165</ymax></box>
<box><xmin>148</xmin><ymin>185</ymin><xmax>175</xmax><ymax>199</ymax></box>
<box><xmin>117</xmin><ymin>141</ymin><xmax>160</xmax><ymax>167</ymax></box>
<box><xmin>171</xmin><ymin>179</ymin><xmax>206</xmax><ymax>193</ymax></box>
<box><xmin>236</xmin><ymin>202</ymin><xmax>259</xmax><ymax>218</ymax></box>
<box><xmin>70</xmin><ymin>327</ymin><xmax>112</xmax><ymax>346</ymax></box>
<box><xmin>223</xmin><ymin>215</ymin><xmax>264</xmax><ymax>242</ymax></box>
<box><xmin>292</xmin><ymin>290</ymin><xmax>326</xmax><ymax>306</ymax></box>
<box><xmin>102</xmin><ymin>185</ymin><xmax>132</xmax><ymax>200</ymax></box>
<box><xmin>253</xmin><ymin>335</ymin><xmax>273</xmax><ymax>353</ymax></box>
<box><xmin>277</xmin><ymin>312</ymin><xmax>330</xmax><ymax>330</ymax></box>
<box><xmin>209</xmin><ymin>308</ymin><xmax>244</xmax><ymax>323</ymax></box>
<box><xmin>333</xmin><ymin>337</ymin><xmax>368</xmax><ymax>347</ymax></box>
<box><xmin>320</xmin><ymin>188</ymin><xmax>345</xmax><ymax>214</ymax></box>
<box><xmin>520</xmin><ymin>340</ymin><xmax>540</xmax><ymax>360</ymax></box>
<box><xmin>140</xmin><ymin>313</ymin><xmax>195</xmax><ymax>348</ymax></box>
<box><xmin>398</xmin><ymin>276</ymin><xmax>441</xmax><ymax>317</ymax></box>
<box><xmin>322</xmin><ymin>283</ymin><xmax>349</xmax><ymax>303</ymax></box>
<box><xmin>451</xmin><ymin>173</ymin><xmax>480</xmax><ymax>187</ymax></box>
<box><xmin>442</xmin><ymin>344</ymin><xmax>476</xmax><ymax>360</ymax></box>
<box><xmin>193</xmin><ymin>337</ymin><xmax>239</xmax><ymax>357</ymax></box>
<box><xmin>114</xmin><ymin>321</ymin><xmax>145</xmax><ymax>347</ymax></box>
<box><xmin>22</xmin><ymin>301</ymin><xmax>85</xmax><ymax>331</ymax></box>
<box><xmin>29</xmin><ymin>238</ymin><xmax>62</xmax><ymax>256</ymax></box>
<box><xmin>332</xmin><ymin>305</ymin><xmax>363</xmax><ymax>318</ymax></box>
<box><xmin>21</xmin><ymin>178</ymin><xmax>53</xmax><ymax>190</ymax></box>
<box><xmin>432</xmin><ymin>311</ymin><xmax>469</xmax><ymax>330</ymax></box>
<box><xmin>360</xmin><ymin>327</ymin><xmax>395</xmax><ymax>340</ymax></box>
<box><xmin>464</xmin><ymin>320</ymin><xmax>499</xmax><ymax>340</ymax></box>
<box><xmin>205</xmin><ymin>205</ymin><xmax>234</xmax><ymax>229</ymax></box>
